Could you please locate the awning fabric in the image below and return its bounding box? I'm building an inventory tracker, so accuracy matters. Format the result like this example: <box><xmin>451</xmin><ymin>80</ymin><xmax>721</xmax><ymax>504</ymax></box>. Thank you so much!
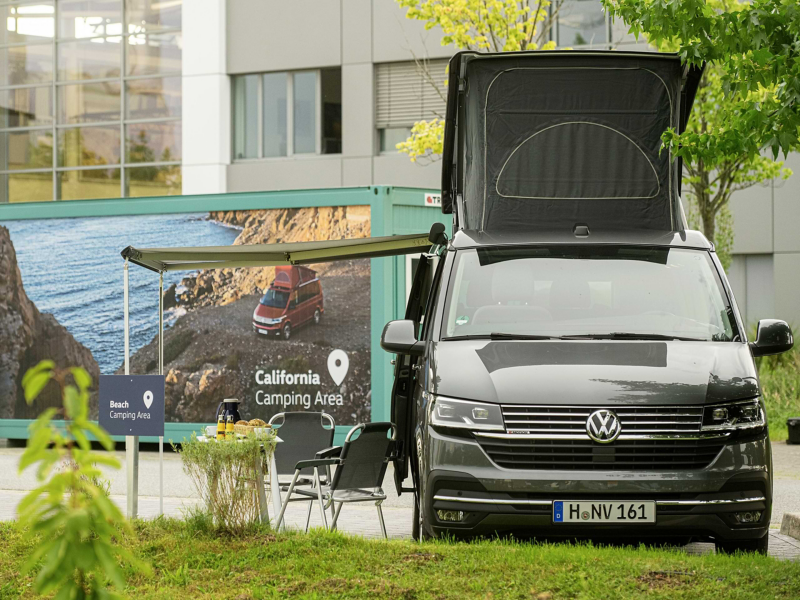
<box><xmin>121</xmin><ymin>232</ymin><xmax>432</xmax><ymax>273</ymax></box>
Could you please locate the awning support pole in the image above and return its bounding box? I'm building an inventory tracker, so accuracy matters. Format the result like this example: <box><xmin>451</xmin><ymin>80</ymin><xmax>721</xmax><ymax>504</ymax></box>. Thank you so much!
<box><xmin>124</xmin><ymin>258</ymin><xmax>139</xmax><ymax>519</ymax></box>
<box><xmin>158</xmin><ymin>271</ymin><xmax>164</xmax><ymax>516</ymax></box>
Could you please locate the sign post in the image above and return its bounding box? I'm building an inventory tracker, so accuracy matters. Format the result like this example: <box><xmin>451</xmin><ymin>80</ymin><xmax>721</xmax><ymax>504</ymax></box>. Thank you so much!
<box><xmin>100</xmin><ymin>374</ymin><xmax>165</xmax><ymax>516</ymax></box>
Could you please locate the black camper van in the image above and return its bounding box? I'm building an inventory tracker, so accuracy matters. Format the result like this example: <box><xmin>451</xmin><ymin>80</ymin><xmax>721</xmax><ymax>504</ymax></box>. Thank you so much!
<box><xmin>381</xmin><ymin>51</ymin><xmax>793</xmax><ymax>553</ymax></box>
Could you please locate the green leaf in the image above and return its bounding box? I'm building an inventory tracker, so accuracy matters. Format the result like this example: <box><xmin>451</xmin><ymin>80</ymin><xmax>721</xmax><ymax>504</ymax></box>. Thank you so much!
<box><xmin>94</xmin><ymin>540</ymin><xmax>125</xmax><ymax>590</ymax></box>
<box><xmin>24</xmin><ymin>372</ymin><xmax>52</xmax><ymax>405</ymax></box>
<box><xmin>70</xmin><ymin>367</ymin><xmax>92</xmax><ymax>392</ymax></box>
<box><xmin>21</xmin><ymin>360</ymin><xmax>55</xmax><ymax>389</ymax></box>
<box><xmin>84</xmin><ymin>421</ymin><xmax>114</xmax><ymax>452</ymax></box>
<box><xmin>19</xmin><ymin>427</ymin><xmax>52</xmax><ymax>473</ymax></box>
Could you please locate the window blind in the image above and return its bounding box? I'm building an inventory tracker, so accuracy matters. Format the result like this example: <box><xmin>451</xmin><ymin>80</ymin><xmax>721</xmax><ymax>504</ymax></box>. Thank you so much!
<box><xmin>375</xmin><ymin>59</ymin><xmax>449</xmax><ymax>129</ymax></box>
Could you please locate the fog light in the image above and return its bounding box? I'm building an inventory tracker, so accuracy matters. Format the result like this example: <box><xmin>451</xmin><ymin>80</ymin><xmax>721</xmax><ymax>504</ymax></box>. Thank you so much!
<box><xmin>733</xmin><ymin>511</ymin><xmax>762</xmax><ymax>524</ymax></box>
<box><xmin>711</xmin><ymin>407</ymin><xmax>728</xmax><ymax>420</ymax></box>
<box><xmin>437</xmin><ymin>509</ymin><xmax>465</xmax><ymax>522</ymax></box>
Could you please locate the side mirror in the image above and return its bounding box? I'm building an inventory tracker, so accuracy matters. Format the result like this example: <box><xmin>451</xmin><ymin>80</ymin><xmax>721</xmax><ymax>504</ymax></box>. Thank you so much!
<box><xmin>750</xmin><ymin>319</ymin><xmax>793</xmax><ymax>357</ymax></box>
<box><xmin>380</xmin><ymin>320</ymin><xmax>424</xmax><ymax>357</ymax></box>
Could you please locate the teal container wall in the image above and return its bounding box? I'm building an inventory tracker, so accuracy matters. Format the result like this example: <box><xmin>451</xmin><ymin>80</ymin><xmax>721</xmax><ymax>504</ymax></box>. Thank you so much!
<box><xmin>0</xmin><ymin>185</ymin><xmax>449</xmax><ymax>445</ymax></box>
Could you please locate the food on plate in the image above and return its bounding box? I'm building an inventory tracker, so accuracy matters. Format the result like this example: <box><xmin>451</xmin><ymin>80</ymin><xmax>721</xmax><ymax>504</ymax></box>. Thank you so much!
<box><xmin>249</xmin><ymin>418</ymin><xmax>267</xmax><ymax>427</ymax></box>
<box><xmin>235</xmin><ymin>420</ymin><xmax>249</xmax><ymax>426</ymax></box>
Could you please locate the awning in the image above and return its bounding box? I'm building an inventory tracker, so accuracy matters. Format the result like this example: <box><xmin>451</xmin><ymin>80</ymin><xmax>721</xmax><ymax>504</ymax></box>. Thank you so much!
<box><xmin>121</xmin><ymin>232</ymin><xmax>433</xmax><ymax>273</ymax></box>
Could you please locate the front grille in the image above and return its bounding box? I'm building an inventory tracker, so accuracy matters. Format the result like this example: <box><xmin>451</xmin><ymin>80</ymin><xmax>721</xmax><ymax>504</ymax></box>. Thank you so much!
<box><xmin>502</xmin><ymin>404</ymin><xmax>704</xmax><ymax>435</ymax></box>
<box><xmin>476</xmin><ymin>404</ymin><xmax>724</xmax><ymax>470</ymax></box>
<box><xmin>477</xmin><ymin>437</ymin><xmax>725</xmax><ymax>470</ymax></box>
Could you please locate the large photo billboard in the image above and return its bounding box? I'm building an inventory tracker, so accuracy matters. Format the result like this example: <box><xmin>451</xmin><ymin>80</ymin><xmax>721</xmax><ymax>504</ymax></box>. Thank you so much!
<box><xmin>0</xmin><ymin>205</ymin><xmax>372</xmax><ymax>427</ymax></box>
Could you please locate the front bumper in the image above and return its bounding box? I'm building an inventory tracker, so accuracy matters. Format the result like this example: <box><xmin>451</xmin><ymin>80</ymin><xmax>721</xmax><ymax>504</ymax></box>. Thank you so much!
<box><xmin>424</xmin><ymin>427</ymin><xmax>771</xmax><ymax>542</ymax></box>
<box><xmin>253</xmin><ymin>321</ymin><xmax>282</xmax><ymax>335</ymax></box>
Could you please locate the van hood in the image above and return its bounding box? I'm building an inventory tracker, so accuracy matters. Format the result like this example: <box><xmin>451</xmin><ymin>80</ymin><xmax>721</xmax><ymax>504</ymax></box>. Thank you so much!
<box><xmin>440</xmin><ymin>51</ymin><xmax>704</xmax><ymax>233</ymax></box>
<box><xmin>427</xmin><ymin>341</ymin><xmax>758</xmax><ymax>406</ymax></box>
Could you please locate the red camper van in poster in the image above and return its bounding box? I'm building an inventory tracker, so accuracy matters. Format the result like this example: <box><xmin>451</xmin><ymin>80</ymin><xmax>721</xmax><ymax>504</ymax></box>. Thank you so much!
<box><xmin>252</xmin><ymin>266</ymin><xmax>324</xmax><ymax>340</ymax></box>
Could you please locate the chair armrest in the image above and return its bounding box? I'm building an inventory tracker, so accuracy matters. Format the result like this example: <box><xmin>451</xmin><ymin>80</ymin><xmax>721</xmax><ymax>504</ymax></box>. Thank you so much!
<box><xmin>295</xmin><ymin>458</ymin><xmax>340</xmax><ymax>471</ymax></box>
<box><xmin>315</xmin><ymin>446</ymin><xmax>342</xmax><ymax>459</ymax></box>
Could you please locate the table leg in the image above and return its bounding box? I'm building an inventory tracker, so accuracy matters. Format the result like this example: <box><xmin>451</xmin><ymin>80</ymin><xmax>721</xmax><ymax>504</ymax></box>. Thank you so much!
<box><xmin>269</xmin><ymin>452</ymin><xmax>283</xmax><ymax>531</ymax></box>
<box><xmin>254</xmin><ymin>456</ymin><xmax>269</xmax><ymax>524</ymax></box>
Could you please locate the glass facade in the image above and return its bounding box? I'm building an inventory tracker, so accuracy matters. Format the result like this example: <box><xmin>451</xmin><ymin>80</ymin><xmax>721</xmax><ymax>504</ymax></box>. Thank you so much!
<box><xmin>0</xmin><ymin>0</ymin><xmax>182</xmax><ymax>203</ymax></box>
<box><xmin>233</xmin><ymin>68</ymin><xmax>341</xmax><ymax>161</ymax></box>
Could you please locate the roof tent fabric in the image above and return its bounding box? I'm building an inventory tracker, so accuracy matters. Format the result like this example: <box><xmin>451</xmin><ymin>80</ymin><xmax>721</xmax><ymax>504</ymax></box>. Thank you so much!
<box><xmin>121</xmin><ymin>232</ymin><xmax>432</xmax><ymax>273</ymax></box>
<box><xmin>453</xmin><ymin>52</ymin><xmax>685</xmax><ymax>232</ymax></box>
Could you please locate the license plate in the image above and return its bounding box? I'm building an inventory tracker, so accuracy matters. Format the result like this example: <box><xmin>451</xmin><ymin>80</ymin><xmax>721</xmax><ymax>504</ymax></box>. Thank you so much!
<box><xmin>553</xmin><ymin>500</ymin><xmax>656</xmax><ymax>523</ymax></box>
<box><xmin>256</xmin><ymin>328</ymin><xmax>271</xmax><ymax>335</ymax></box>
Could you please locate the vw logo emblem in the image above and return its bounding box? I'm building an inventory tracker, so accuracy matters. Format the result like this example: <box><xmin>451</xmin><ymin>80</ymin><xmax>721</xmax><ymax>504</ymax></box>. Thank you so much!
<box><xmin>586</xmin><ymin>409</ymin><xmax>621</xmax><ymax>443</ymax></box>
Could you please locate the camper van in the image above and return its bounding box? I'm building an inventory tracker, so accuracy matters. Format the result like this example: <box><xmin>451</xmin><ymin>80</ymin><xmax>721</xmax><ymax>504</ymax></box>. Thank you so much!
<box><xmin>381</xmin><ymin>51</ymin><xmax>793</xmax><ymax>554</ymax></box>
<box><xmin>252</xmin><ymin>265</ymin><xmax>323</xmax><ymax>340</ymax></box>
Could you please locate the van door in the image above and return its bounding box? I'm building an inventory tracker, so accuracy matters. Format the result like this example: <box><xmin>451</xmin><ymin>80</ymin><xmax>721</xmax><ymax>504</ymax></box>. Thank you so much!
<box><xmin>391</xmin><ymin>255</ymin><xmax>433</xmax><ymax>495</ymax></box>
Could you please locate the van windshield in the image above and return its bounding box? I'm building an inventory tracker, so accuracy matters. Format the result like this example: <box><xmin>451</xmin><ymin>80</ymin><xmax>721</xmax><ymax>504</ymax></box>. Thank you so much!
<box><xmin>260</xmin><ymin>288</ymin><xmax>289</xmax><ymax>308</ymax></box>
<box><xmin>442</xmin><ymin>246</ymin><xmax>736</xmax><ymax>342</ymax></box>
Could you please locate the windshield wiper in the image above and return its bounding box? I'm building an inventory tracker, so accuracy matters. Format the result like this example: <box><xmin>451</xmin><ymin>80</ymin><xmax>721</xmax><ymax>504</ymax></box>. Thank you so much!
<box><xmin>560</xmin><ymin>333</ymin><xmax>707</xmax><ymax>342</ymax></box>
<box><xmin>442</xmin><ymin>332</ymin><xmax>557</xmax><ymax>341</ymax></box>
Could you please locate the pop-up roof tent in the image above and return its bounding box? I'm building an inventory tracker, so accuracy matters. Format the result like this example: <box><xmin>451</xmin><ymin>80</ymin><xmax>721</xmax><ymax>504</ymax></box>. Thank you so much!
<box><xmin>273</xmin><ymin>265</ymin><xmax>316</xmax><ymax>290</ymax></box>
<box><xmin>440</xmin><ymin>51</ymin><xmax>703</xmax><ymax>233</ymax></box>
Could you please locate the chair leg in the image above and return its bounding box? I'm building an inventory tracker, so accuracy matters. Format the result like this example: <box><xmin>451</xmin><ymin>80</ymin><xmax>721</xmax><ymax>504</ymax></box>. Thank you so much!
<box><xmin>304</xmin><ymin>494</ymin><xmax>314</xmax><ymax>532</ymax></box>
<box><xmin>376</xmin><ymin>500</ymin><xmax>388</xmax><ymax>539</ymax></box>
<box><xmin>314</xmin><ymin>467</ymin><xmax>328</xmax><ymax>530</ymax></box>
<box><xmin>331</xmin><ymin>502</ymin><xmax>343</xmax><ymax>531</ymax></box>
<box><xmin>275</xmin><ymin>469</ymin><xmax>301</xmax><ymax>531</ymax></box>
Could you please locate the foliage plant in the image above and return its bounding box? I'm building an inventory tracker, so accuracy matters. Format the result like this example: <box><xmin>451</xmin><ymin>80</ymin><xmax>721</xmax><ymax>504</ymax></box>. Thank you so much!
<box><xmin>17</xmin><ymin>360</ymin><xmax>148</xmax><ymax>599</ymax></box>
<box><xmin>176</xmin><ymin>432</ymin><xmax>276</xmax><ymax>534</ymax></box>
<box><xmin>753</xmin><ymin>332</ymin><xmax>800</xmax><ymax>441</ymax></box>
<box><xmin>603</xmin><ymin>0</ymin><xmax>800</xmax><ymax>162</ymax></box>
<box><xmin>680</xmin><ymin>64</ymin><xmax>791</xmax><ymax>253</ymax></box>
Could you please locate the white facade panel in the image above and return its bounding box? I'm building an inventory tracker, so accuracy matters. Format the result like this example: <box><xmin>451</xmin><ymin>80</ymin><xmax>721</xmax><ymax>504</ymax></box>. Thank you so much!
<box><xmin>730</xmin><ymin>183</ymin><xmax>773</xmax><ymax>254</ymax></box>
<box><xmin>772</xmin><ymin>152</ymin><xmax>800</xmax><ymax>253</ymax></box>
<box><xmin>343</xmin><ymin>0</ymin><xmax>373</xmax><ymax>64</ymax></box>
<box><xmin>227</xmin><ymin>0</ymin><xmax>342</xmax><ymax>74</ymax></box>
<box><xmin>373</xmin><ymin>154</ymin><xmax>440</xmax><ymax>188</ymax></box>
<box><xmin>372</xmin><ymin>0</ymin><xmax>452</xmax><ymax>63</ymax></box>
<box><xmin>342</xmin><ymin>64</ymin><xmax>375</xmax><ymax>157</ymax></box>
<box><xmin>226</xmin><ymin>157</ymin><xmax>344</xmax><ymax>192</ymax></box>
<box><xmin>182</xmin><ymin>1</ymin><xmax>229</xmax><ymax>195</ymax></box>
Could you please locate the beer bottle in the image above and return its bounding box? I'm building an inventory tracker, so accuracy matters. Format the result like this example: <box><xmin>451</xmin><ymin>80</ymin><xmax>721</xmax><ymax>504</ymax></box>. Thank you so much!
<box><xmin>225</xmin><ymin>414</ymin><xmax>235</xmax><ymax>440</ymax></box>
<box><xmin>216</xmin><ymin>413</ymin><xmax>226</xmax><ymax>441</ymax></box>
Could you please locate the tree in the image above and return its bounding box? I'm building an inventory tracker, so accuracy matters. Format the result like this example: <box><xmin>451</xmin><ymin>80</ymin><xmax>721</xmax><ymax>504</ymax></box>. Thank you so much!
<box><xmin>681</xmin><ymin>64</ymin><xmax>791</xmax><ymax>267</ymax></box>
<box><xmin>395</xmin><ymin>0</ymin><xmax>563</xmax><ymax>161</ymax></box>
<box><xmin>18</xmin><ymin>361</ymin><xmax>149</xmax><ymax>598</ymax></box>
<box><xmin>603</xmin><ymin>0</ymin><xmax>800</xmax><ymax>162</ymax></box>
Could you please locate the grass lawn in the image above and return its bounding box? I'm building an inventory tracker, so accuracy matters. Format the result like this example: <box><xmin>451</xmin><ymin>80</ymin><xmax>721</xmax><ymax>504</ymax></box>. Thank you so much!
<box><xmin>759</xmin><ymin>347</ymin><xmax>800</xmax><ymax>441</ymax></box>
<box><xmin>1</xmin><ymin>518</ymin><xmax>798</xmax><ymax>600</ymax></box>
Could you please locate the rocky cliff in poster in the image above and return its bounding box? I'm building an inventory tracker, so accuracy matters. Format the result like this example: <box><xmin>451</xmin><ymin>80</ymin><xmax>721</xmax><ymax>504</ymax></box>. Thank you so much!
<box><xmin>0</xmin><ymin>226</ymin><xmax>99</xmax><ymax>419</ymax></box>
<box><xmin>1</xmin><ymin>206</ymin><xmax>372</xmax><ymax>427</ymax></box>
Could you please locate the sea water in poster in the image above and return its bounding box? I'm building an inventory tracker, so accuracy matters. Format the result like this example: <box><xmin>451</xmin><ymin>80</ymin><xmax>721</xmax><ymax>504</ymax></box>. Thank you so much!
<box><xmin>0</xmin><ymin>206</ymin><xmax>372</xmax><ymax>426</ymax></box>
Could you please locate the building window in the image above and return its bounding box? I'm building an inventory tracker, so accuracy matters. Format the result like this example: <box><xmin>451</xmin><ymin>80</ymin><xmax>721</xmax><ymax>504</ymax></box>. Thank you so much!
<box><xmin>0</xmin><ymin>0</ymin><xmax>183</xmax><ymax>203</ymax></box>
<box><xmin>375</xmin><ymin>59</ymin><xmax>447</xmax><ymax>154</ymax></box>
<box><xmin>555</xmin><ymin>0</ymin><xmax>611</xmax><ymax>48</ymax></box>
<box><xmin>232</xmin><ymin>67</ymin><xmax>341</xmax><ymax>161</ymax></box>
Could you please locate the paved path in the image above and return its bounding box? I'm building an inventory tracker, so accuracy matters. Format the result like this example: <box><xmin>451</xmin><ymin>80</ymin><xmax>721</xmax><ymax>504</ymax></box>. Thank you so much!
<box><xmin>1</xmin><ymin>440</ymin><xmax>798</xmax><ymax>560</ymax></box>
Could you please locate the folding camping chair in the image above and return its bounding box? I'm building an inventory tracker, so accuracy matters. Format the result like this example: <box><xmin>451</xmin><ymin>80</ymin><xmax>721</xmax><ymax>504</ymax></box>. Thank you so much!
<box><xmin>268</xmin><ymin>411</ymin><xmax>337</xmax><ymax>529</ymax></box>
<box><xmin>275</xmin><ymin>422</ymin><xmax>396</xmax><ymax>538</ymax></box>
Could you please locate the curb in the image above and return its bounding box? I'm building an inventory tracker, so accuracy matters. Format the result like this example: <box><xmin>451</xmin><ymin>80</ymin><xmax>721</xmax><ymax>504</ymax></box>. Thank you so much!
<box><xmin>780</xmin><ymin>512</ymin><xmax>800</xmax><ymax>541</ymax></box>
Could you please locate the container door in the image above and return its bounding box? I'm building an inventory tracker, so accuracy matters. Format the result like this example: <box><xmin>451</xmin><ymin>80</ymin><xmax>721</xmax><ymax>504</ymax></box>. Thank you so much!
<box><xmin>391</xmin><ymin>255</ymin><xmax>432</xmax><ymax>495</ymax></box>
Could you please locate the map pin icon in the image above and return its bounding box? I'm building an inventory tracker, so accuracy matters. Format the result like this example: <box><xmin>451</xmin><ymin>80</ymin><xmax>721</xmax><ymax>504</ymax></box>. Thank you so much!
<box><xmin>143</xmin><ymin>390</ymin><xmax>154</xmax><ymax>410</ymax></box>
<box><xmin>327</xmin><ymin>349</ymin><xmax>349</xmax><ymax>386</ymax></box>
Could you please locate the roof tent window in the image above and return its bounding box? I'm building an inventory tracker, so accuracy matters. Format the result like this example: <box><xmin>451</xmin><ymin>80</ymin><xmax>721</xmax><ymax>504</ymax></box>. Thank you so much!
<box><xmin>496</xmin><ymin>121</ymin><xmax>659</xmax><ymax>200</ymax></box>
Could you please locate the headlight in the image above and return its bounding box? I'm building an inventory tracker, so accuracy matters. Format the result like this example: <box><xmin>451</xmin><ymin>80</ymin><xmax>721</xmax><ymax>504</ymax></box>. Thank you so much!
<box><xmin>701</xmin><ymin>398</ymin><xmax>765</xmax><ymax>431</ymax></box>
<box><xmin>429</xmin><ymin>395</ymin><xmax>504</xmax><ymax>431</ymax></box>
